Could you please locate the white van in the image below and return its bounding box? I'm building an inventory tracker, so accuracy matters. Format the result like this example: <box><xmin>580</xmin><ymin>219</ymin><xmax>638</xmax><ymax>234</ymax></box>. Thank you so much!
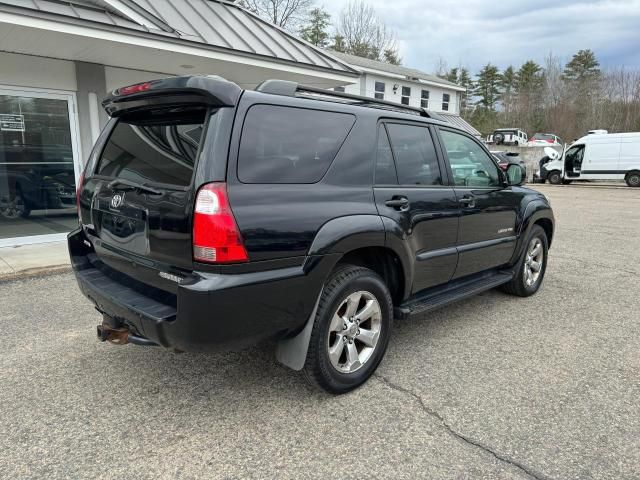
<box><xmin>541</xmin><ymin>132</ymin><xmax>640</xmax><ymax>187</ymax></box>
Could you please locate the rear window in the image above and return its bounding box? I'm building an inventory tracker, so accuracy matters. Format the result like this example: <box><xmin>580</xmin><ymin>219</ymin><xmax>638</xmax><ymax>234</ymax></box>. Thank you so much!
<box><xmin>96</xmin><ymin>111</ymin><xmax>206</xmax><ymax>187</ymax></box>
<box><xmin>533</xmin><ymin>134</ymin><xmax>554</xmax><ymax>141</ymax></box>
<box><xmin>238</xmin><ymin>105</ymin><xmax>355</xmax><ymax>184</ymax></box>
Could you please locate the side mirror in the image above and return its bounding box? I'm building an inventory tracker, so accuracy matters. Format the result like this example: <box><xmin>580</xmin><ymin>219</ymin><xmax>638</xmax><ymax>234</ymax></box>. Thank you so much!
<box><xmin>506</xmin><ymin>163</ymin><xmax>526</xmax><ymax>186</ymax></box>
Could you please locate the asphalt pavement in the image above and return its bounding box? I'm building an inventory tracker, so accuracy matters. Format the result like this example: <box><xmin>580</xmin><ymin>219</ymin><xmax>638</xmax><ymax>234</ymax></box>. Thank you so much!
<box><xmin>1</xmin><ymin>184</ymin><xmax>638</xmax><ymax>479</ymax></box>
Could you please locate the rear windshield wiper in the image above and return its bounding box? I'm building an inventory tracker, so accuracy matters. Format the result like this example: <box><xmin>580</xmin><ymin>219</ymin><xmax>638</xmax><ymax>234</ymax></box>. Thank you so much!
<box><xmin>107</xmin><ymin>178</ymin><xmax>162</xmax><ymax>195</ymax></box>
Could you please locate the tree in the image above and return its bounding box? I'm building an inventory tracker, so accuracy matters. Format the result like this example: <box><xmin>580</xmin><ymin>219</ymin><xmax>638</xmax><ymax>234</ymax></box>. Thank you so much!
<box><xmin>299</xmin><ymin>7</ymin><xmax>331</xmax><ymax>47</ymax></box>
<box><xmin>240</xmin><ymin>0</ymin><xmax>314</xmax><ymax>31</ymax></box>
<box><xmin>458</xmin><ymin>68</ymin><xmax>473</xmax><ymax>116</ymax></box>
<box><xmin>383</xmin><ymin>48</ymin><xmax>402</xmax><ymax>66</ymax></box>
<box><xmin>444</xmin><ymin>67</ymin><xmax>459</xmax><ymax>84</ymax></box>
<box><xmin>564</xmin><ymin>49</ymin><xmax>601</xmax><ymax>82</ymax></box>
<box><xmin>335</xmin><ymin>1</ymin><xmax>400</xmax><ymax>63</ymax></box>
<box><xmin>331</xmin><ymin>34</ymin><xmax>346</xmax><ymax>53</ymax></box>
<box><xmin>473</xmin><ymin>63</ymin><xmax>502</xmax><ymax>110</ymax></box>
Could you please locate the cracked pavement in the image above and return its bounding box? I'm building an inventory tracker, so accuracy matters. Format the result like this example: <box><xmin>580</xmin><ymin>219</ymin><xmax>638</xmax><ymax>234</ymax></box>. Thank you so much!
<box><xmin>1</xmin><ymin>184</ymin><xmax>639</xmax><ymax>479</ymax></box>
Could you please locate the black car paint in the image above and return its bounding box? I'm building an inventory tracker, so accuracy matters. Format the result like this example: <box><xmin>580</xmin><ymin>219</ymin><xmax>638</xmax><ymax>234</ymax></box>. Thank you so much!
<box><xmin>70</xmin><ymin>76</ymin><xmax>554</xmax><ymax>352</ymax></box>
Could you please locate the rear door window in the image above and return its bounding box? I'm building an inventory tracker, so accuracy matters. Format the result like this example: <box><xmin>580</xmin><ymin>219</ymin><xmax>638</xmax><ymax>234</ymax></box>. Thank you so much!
<box><xmin>386</xmin><ymin>124</ymin><xmax>442</xmax><ymax>186</ymax></box>
<box><xmin>96</xmin><ymin>112</ymin><xmax>206</xmax><ymax>187</ymax></box>
<box><xmin>238</xmin><ymin>105</ymin><xmax>355</xmax><ymax>184</ymax></box>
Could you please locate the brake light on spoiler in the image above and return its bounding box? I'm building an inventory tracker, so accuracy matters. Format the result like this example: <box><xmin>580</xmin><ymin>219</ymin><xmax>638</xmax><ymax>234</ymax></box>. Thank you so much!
<box><xmin>116</xmin><ymin>82</ymin><xmax>153</xmax><ymax>96</ymax></box>
<box><xmin>193</xmin><ymin>183</ymin><xmax>248</xmax><ymax>264</ymax></box>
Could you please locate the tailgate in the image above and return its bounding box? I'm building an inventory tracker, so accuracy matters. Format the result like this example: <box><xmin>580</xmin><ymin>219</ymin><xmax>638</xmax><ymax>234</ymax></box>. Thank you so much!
<box><xmin>79</xmin><ymin>76</ymin><xmax>241</xmax><ymax>284</ymax></box>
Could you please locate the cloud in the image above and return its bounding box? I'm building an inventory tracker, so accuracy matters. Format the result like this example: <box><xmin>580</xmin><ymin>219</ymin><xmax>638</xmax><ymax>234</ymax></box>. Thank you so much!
<box><xmin>319</xmin><ymin>0</ymin><xmax>640</xmax><ymax>74</ymax></box>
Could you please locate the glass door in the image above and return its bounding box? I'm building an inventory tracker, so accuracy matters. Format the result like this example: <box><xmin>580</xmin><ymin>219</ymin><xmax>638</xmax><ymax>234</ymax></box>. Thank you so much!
<box><xmin>0</xmin><ymin>87</ymin><xmax>82</xmax><ymax>245</ymax></box>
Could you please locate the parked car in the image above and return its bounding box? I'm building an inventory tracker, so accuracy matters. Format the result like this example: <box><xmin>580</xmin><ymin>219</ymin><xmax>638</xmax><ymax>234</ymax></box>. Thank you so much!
<box><xmin>540</xmin><ymin>132</ymin><xmax>640</xmax><ymax>186</ymax></box>
<box><xmin>0</xmin><ymin>145</ymin><xmax>76</xmax><ymax>218</ymax></box>
<box><xmin>528</xmin><ymin>133</ymin><xmax>563</xmax><ymax>147</ymax></box>
<box><xmin>487</xmin><ymin>128</ymin><xmax>528</xmax><ymax>146</ymax></box>
<box><xmin>69</xmin><ymin>76</ymin><xmax>555</xmax><ymax>394</ymax></box>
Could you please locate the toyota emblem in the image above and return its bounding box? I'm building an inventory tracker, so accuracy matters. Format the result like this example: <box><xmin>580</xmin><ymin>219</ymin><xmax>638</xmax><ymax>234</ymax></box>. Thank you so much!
<box><xmin>110</xmin><ymin>193</ymin><xmax>124</xmax><ymax>209</ymax></box>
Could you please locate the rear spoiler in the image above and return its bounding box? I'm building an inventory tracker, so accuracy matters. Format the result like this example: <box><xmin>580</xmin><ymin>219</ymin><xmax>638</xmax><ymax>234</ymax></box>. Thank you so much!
<box><xmin>102</xmin><ymin>75</ymin><xmax>242</xmax><ymax>117</ymax></box>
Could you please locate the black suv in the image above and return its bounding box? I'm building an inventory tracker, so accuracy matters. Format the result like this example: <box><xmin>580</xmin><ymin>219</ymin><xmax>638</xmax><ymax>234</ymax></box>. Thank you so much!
<box><xmin>69</xmin><ymin>76</ymin><xmax>554</xmax><ymax>394</ymax></box>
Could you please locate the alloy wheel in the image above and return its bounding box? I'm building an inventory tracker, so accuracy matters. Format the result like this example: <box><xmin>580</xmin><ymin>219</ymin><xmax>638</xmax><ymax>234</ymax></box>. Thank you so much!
<box><xmin>524</xmin><ymin>237</ymin><xmax>544</xmax><ymax>287</ymax></box>
<box><xmin>327</xmin><ymin>291</ymin><xmax>382</xmax><ymax>374</ymax></box>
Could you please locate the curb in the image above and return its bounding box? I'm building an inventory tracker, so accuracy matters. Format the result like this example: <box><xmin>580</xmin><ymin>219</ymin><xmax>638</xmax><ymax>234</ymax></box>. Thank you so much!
<box><xmin>0</xmin><ymin>265</ymin><xmax>72</xmax><ymax>283</ymax></box>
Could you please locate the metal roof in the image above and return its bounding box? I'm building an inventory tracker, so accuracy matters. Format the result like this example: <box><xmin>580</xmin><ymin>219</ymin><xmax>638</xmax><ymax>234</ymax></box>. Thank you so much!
<box><xmin>329</xmin><ymin>50</ymin><xmax>461</xmax><ymax>89</ymax></box>
<box><xmin>0</xmin><ymin>0</ymin><xmax>356</xmax><ymax>74</ymax></box>
<box><xmin>431</xmin><ymin>112</ymin><xmax>482</xmax><ymax>137</ymax></box>
<box><xmin>0</xmin><ymin>0</ymin><xmax>152</xmax><ymax>30</ymax></box>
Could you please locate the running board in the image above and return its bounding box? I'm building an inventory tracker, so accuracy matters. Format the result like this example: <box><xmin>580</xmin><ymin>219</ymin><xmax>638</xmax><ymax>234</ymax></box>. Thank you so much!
<box><xmin>394</xmin><ymin>271</ymin><xmax>514</xmax><ymax>320</ymax></box>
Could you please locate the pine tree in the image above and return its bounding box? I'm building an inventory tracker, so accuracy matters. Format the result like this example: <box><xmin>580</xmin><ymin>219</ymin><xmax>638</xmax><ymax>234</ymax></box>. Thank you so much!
<box><xmin>383</xmin><ymin>48</ymin><xmax>401</xmax><ymax>65</ymax></box>
<box><xmin>331</xmin><ymin>34</ymin><xmax>346</xmax><ymax>53</ymax></box>
<box><xmin>563</xmin><ymin>49</ymin><xmax>601</xmax><ymax>82</ymax></box>
<box><xmin>299</xmin><ymin>7</ymin><xmax>331</xmax><ymax>48</ymax></box>
<box><xmin>473</xmin><ymin>64</ymin><xmax>502</xmax><ymax>111</ymax></box>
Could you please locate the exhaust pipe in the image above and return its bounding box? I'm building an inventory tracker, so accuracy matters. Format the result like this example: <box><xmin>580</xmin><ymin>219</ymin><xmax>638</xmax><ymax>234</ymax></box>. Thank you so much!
<box><xmin>97</xmin><ymin>319</ymin><xmax>158</xmax><ymax>347</ymax></box>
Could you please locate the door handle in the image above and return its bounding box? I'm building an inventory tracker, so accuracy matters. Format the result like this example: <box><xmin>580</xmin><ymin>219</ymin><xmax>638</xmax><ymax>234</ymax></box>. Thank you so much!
<box><xmin>385</xmin><ymin>197</ymin><xmax>410</xmax><ymax>211</ymax></box>
<box><xmin>459</xmin><ymin>196</ymin><xmax>476</xmax><ymax>208</ymax></box>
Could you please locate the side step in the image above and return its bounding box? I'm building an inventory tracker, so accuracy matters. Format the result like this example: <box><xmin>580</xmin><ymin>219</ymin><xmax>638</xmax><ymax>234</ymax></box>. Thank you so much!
<box><xmin>394</xmin><ymin>271</ymin><xmax>514</xmax><ymax>320</ymax></box>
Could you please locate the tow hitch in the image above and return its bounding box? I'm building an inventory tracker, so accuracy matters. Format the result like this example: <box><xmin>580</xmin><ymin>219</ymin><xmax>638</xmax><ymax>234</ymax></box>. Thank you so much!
<box><xmin>97</xmin><ymin>317</ymin><xmax>158</xmax><ymax>347</ymax></box>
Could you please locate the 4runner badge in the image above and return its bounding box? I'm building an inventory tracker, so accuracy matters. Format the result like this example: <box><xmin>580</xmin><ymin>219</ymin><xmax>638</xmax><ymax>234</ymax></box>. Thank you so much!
<box><xmin>498</xmin><ymin>227</ymin><xmax>514</xmax><ymax>234</ymax></box>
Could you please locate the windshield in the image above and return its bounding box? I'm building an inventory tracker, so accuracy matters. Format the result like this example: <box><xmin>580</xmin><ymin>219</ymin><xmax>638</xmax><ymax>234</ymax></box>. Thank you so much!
<box><xmin>96</xmin><ymin>110</ymin><xmax>207</xmax><ymax>187</ymax></box>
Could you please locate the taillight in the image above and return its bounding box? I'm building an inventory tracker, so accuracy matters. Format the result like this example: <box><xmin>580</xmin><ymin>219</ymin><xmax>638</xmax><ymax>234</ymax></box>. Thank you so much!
<box><xmin>192</xmin><ymin>183</ymin><xmax>248</xmax><ymax>264</ymax></box>
<box><xmin>117</xmin><ymin>82</ymin><xmax>153</xmax><ymax>96</ymax></box>
<box><xmin>76</xmin><ymin>172</ymin><xmax>85</xmax><ymax>222</ymax></box>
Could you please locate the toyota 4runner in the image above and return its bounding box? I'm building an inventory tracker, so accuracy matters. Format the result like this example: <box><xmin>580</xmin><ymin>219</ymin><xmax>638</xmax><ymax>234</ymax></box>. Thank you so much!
<box><xmin>69</xmin><ymin>76</ymin><xmax>554</xmax><ymax>394</ymax></box>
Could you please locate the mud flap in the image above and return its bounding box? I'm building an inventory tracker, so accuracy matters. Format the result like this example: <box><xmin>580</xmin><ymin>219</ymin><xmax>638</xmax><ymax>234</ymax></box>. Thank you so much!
<box><xmin>275</xmin><ymin>289</ymin><xmax>323</xmax><ymax>371</ymax></box>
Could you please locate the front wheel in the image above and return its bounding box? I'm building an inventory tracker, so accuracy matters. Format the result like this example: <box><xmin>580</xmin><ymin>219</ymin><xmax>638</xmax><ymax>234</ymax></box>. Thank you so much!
<box><xmin>501</xmin><ymin>225</ymin><xmax>549</xmax><ymax>297</ymax></box>
<box><xmin>547</xmin><ymin>171</ymin><xmax>562</xmax><ymax>185</ymax></box>
<box><xmin>303</xmin><ymin>265</ymin><xmax>393</xmax><ymax>394</ymax></box>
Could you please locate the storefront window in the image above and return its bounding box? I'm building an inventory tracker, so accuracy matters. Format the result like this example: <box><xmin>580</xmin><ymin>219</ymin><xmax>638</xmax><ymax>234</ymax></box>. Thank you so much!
<box><xmin>0</xmin><ymin>94</ymin><xmax>78</xmax><ymax>240</ymax></box>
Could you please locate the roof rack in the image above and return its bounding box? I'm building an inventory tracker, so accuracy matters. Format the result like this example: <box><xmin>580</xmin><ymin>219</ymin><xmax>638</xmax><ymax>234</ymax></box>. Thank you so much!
<box><xmin>255</xmin><ymin>79</ymin><xmax>432</xmax><ymax>118</ymax></box>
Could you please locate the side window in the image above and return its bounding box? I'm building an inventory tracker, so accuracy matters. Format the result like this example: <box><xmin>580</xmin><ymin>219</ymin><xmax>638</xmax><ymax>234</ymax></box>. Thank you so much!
<box><xmin>386</xmin><ymin>124</ymin><xmax>442</xmax><ymax>186</ymax></box>
<box><xmin>440</xmin><ymin>130</ymin><xmax>501</xmax><ymax>187</ymax></box>
<box><xmin>565</xmin><ymin>145</ymin><xmax>585</xmax><ymax>165</ymax></box>
<box><xmin>238</xmin><ymin>105</ymin><xmax>355</xmax><ymax>184</ymax></box>
<box><xmin>374</xmin><ymin>82</ymin><xmax>385</xmax><ymax>100</ymax></box>
<box><xmin>375</xmin><ymin>126</ymin><xmax>398</xmax><ymax>185</ymax></box>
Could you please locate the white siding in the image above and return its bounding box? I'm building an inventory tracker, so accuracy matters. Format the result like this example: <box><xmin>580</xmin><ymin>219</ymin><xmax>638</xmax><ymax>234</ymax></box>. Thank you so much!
<box><xmin>333</xmin><ymin>73</ymin><xmax>460</xmax><ymax>115</ymax></box>
<box><xmin>0</xmin><ymin>52</ymin><xmax>76</xmax><ymax>91</ymax></box>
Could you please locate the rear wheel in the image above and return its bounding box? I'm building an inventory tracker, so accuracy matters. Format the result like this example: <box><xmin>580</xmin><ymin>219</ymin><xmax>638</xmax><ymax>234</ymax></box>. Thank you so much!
<box><xmin>501</xmin><ymin>225</ymin><xmax>548</xmax><ymax>297</ymax></box>
<box><xmin>0</xmin><ymin>190</ymin><xmax>30</xmax><ymax>219</ymax></box>
<box><xmin>547</xmin><ymin>171</ymin><xmax>562</xmax><ymax>185</ymax></box>
<box><xmin>303</xmin><ymin>265</ymin><xmax>392</xmax><ymax>394</ymax></box>
<box><xmin>626</xmin><ymin>171</ymin><xmax>640</xmax><ymax>187</ymax></box>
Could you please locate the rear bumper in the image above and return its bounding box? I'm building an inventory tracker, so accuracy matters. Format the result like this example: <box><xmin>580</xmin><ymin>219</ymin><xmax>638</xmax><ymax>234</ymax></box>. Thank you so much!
<box><xmin>68</xmin><ymin>228</ymin><xmax>333</xmax><ymax>352</ymax></box>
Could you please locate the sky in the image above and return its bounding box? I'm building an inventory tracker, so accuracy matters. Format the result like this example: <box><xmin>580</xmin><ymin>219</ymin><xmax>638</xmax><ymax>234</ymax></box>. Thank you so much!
<box><xmin>319</xmin><ymin>0</ymin><xmax>640</xmax><ymax>75</ymax></box>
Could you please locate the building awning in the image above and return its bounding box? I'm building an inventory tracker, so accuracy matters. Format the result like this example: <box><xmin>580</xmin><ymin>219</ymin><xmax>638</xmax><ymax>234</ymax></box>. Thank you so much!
<box><xmin>431</xmin><ymin>112</ymin><xmax>482</xmax><ymax>138</ymax></box>
<box><xmin>0</xmin><ymin>0</ymin><xmax>358</xmax><ymax>87</ymax></box>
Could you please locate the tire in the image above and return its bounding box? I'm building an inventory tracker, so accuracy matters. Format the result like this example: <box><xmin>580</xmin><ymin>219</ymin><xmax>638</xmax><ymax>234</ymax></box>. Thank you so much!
<box><xmin>626</xmin><ymin>171</ymin><xmax>640</xmax><ymax>187</ymax></box>
<box><xmin>547</xmin><ymin>171</ymin><xmax>562</xmax><ymax>185</ymax></box>
<box><xmin>0</xmin><ymin>191</ymin><xmax>30</xmax><ymax>219</ymax></box>
<box><xmin>494</xmin><ymin>133</ymin><xmax>504</xmax><ymax>145</ymax></box>
<box><xmin>501</xmin><ymin>225</ymin><xmax>549</xmax><ymax>297</ymax></box>
<box><xmin>303</xmin><ymin>265</ymin><xmax>393</xmax><ymax>394</ymax></box>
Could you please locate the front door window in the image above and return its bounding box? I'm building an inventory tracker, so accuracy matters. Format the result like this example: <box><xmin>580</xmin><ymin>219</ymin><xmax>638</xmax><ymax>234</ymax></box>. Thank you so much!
<box><xmin>0</xmin><ymin>91</ymin><xmax>79</xmax><ymax>241</ymax></box>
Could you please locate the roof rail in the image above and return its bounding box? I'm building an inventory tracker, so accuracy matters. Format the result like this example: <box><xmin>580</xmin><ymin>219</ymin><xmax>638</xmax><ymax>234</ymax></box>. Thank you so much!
<box><xmin>255</xmin><ymin>79</ymin><xmax>432</xmax><ymax>118</ymax></box>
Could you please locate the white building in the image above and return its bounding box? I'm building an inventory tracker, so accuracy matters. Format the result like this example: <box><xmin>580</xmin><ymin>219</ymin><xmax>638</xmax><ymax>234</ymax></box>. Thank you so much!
<box><xmin>329</xmin><ymin>51</ymin><xmax>480</xmax><ymax>136</ymax></box>
<box><xmin>0</xmin><ymin>0</ymin><xmax>357</xmax><ymax>247</ymax></box>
